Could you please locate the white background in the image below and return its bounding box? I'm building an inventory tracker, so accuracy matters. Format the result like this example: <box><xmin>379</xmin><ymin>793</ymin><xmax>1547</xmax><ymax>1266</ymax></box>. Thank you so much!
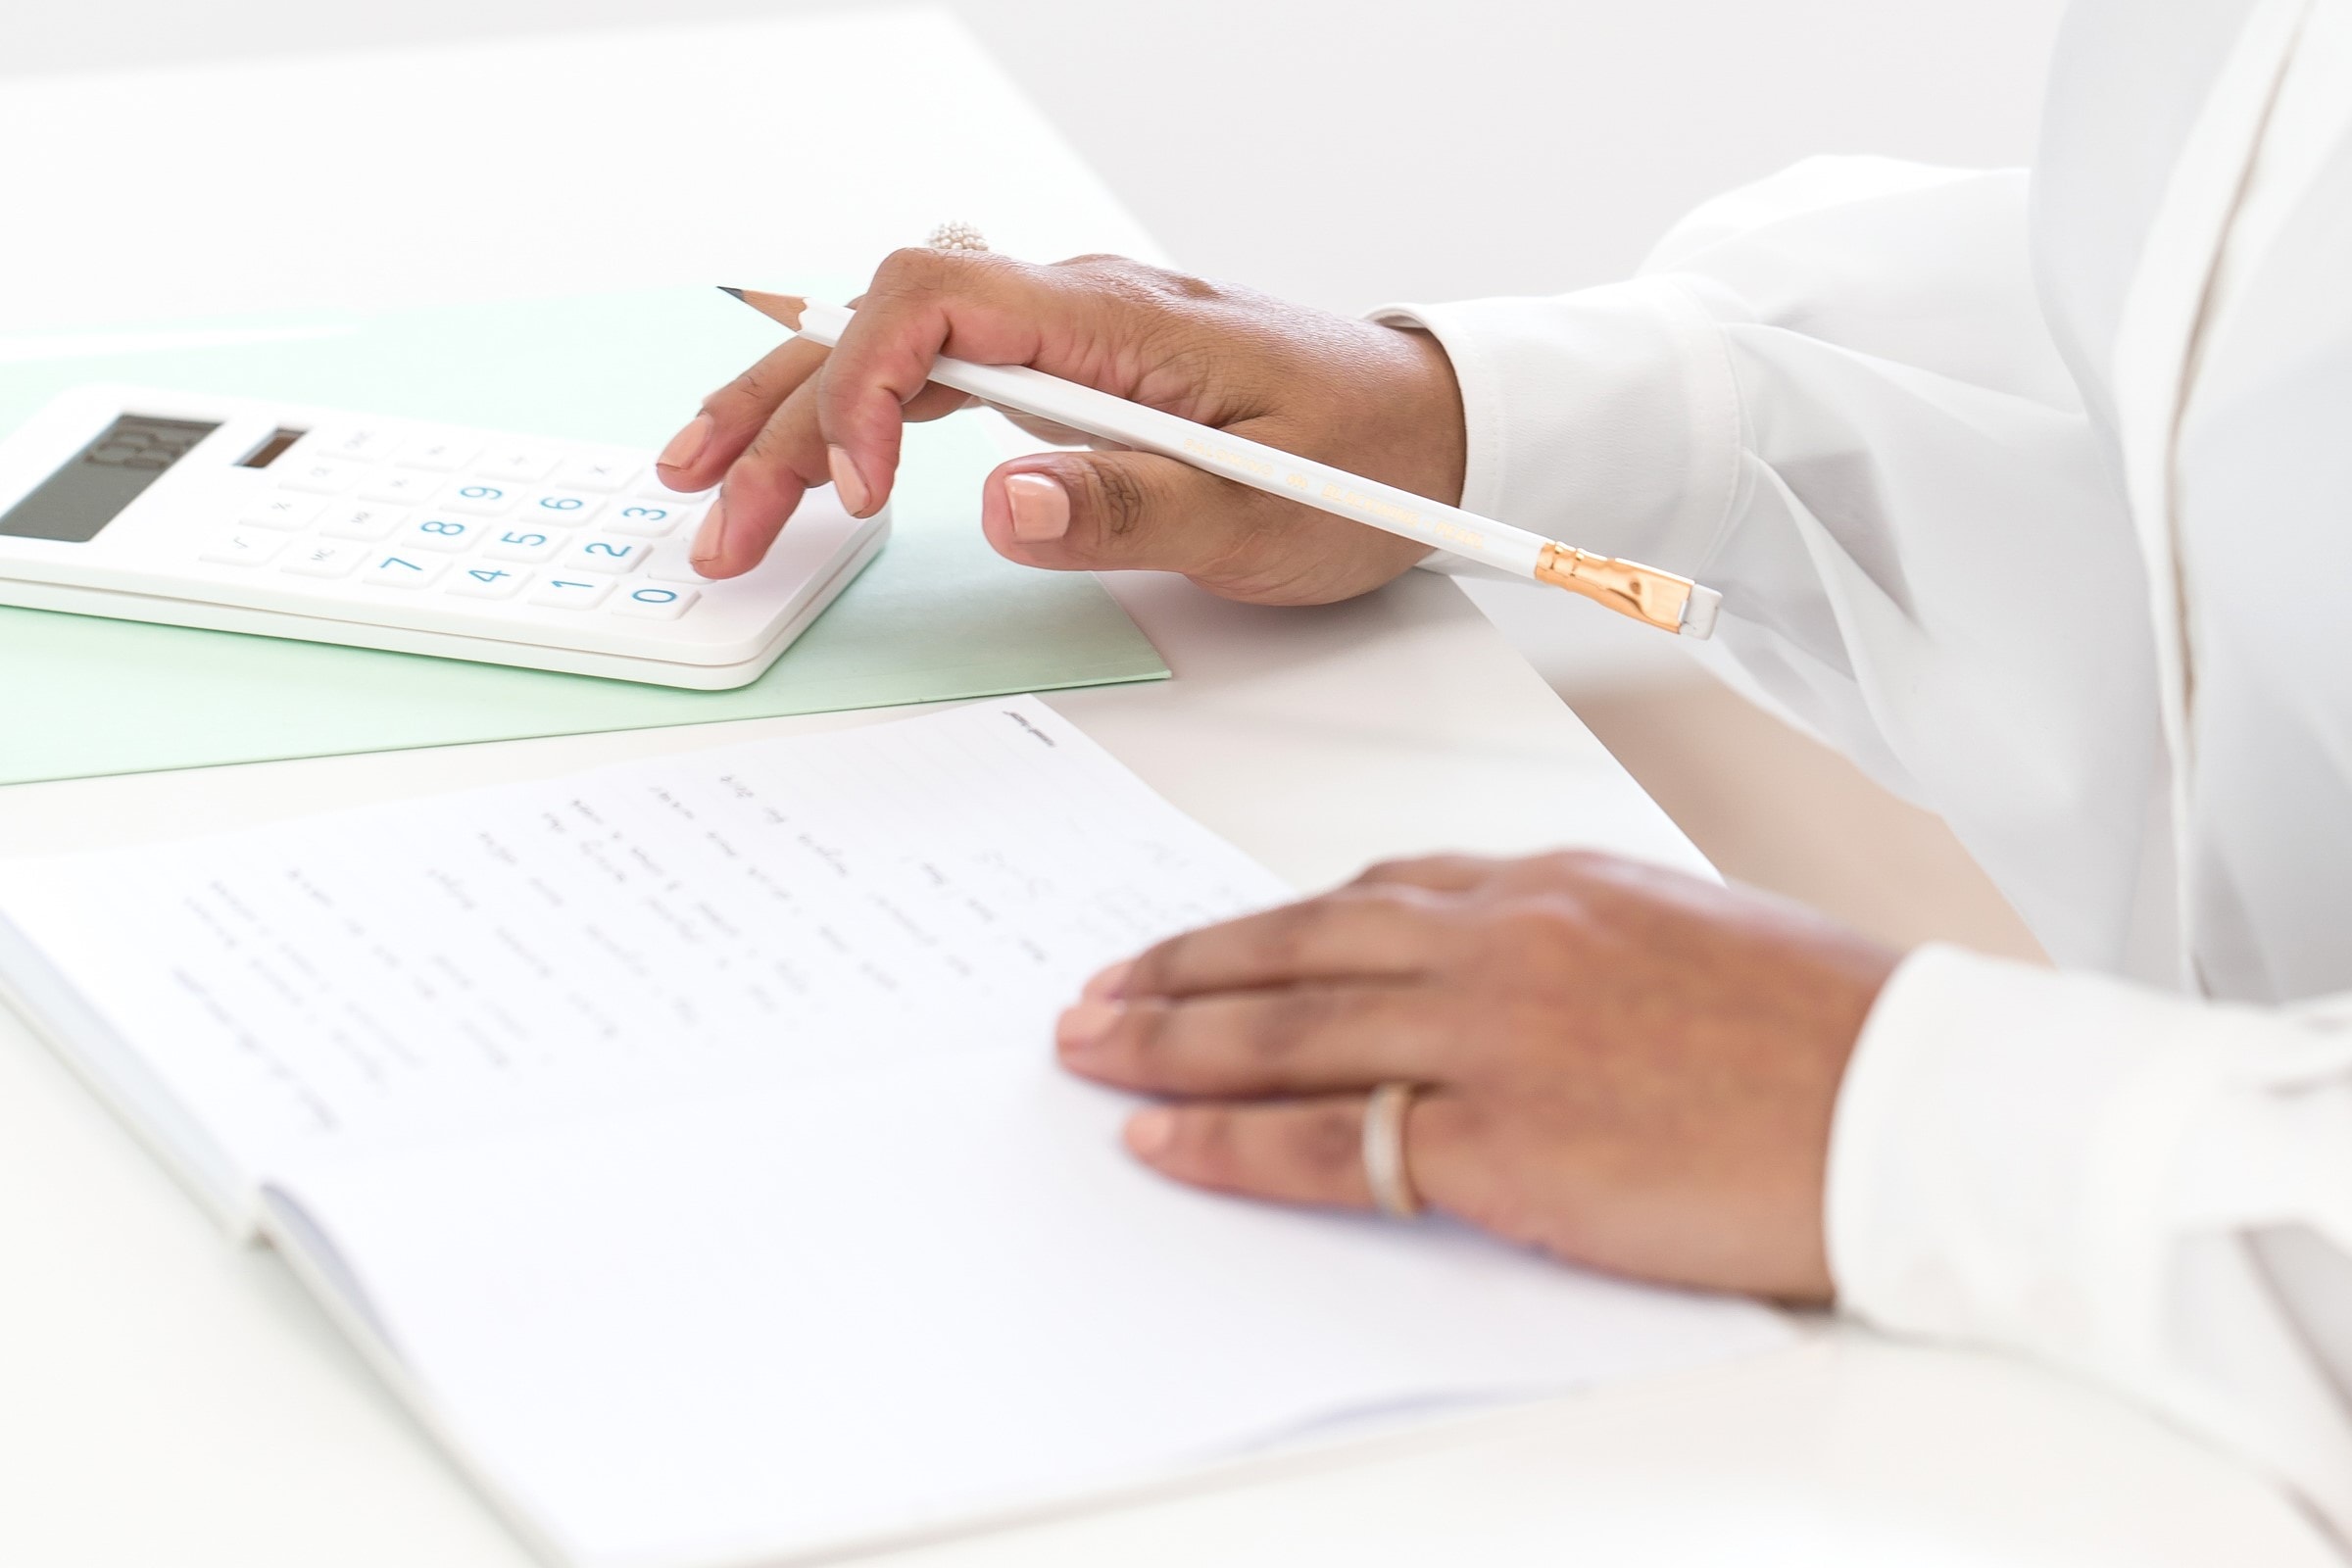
<box><xmin>12</xmin><ymin>0</ymin><xmax>2065</xmax><ymax>314</ymax></box>
<box><xmin>5</xmin><ymin>0</ymin><xmax>2072</xmax><ymax>941</ymax></box>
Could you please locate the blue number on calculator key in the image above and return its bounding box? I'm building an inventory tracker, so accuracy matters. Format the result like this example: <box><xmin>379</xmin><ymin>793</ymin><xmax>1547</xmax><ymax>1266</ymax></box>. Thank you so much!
<box><xmin>440</xmin><ymin>483</ymin><xmax>517</xmax><ymax>516</ymax></box>
<box><xmin>365</xmin><ymin>552</ymin><xmax>447</xmax><ymax>587</ymax></box>
<box><xmin>528</xmin><ymin>573</ymin><xmax>614</xmax><ymax>609</ymax></box>
<box><xmin>485</xmin><ymin>528</ymin><xmax>561</xmax><ymax>563</ymax></box>
<box><xmin>447</xmin><ymin>564</ymin><xmax>526</xmax><ymax>600</ymax></box>
<box><xmin>609</xmin><ymin>504</ymin><xmax>682</xmax><ymax>537</ymax></box>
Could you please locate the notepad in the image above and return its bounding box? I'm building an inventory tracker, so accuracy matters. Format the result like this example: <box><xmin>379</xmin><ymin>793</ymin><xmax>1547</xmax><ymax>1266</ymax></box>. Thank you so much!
<box><xmin>0</xmin><ymin>698</ymin><xmax>1788</xmax><ymax>1567</ymax></box>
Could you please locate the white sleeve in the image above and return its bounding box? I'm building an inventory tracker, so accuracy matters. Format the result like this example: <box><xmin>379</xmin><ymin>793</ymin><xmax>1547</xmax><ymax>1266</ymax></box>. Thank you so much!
<box><xmin>1374</xmin><ymin>156</ymin><xmax>2165</xmax><ymax>969</ymax></box>
<box><xmin>1837</xmin><ymin>946</ymin><xmax>2352</xmax><ymax>1542</ymax></box>
<box><xmin>1378</xmin><ymin>158</ymin><xmax>2352</xmax><ymax>1534</ymax></box>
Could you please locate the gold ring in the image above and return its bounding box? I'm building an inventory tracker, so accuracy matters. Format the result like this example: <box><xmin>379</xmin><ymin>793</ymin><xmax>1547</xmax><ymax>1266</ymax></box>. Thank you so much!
<box><xmin>1363</xmin><ymin>1081</ymin><xmax>1423</xmax><ymax>1219</ymax></box>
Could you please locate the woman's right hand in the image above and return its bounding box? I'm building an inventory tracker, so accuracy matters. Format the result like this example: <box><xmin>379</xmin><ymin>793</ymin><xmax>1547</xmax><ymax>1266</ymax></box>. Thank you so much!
<box><xmin>652</xmin><ymin>249</ymin><xmax>1468</xmax><ymax>606</ymax></box>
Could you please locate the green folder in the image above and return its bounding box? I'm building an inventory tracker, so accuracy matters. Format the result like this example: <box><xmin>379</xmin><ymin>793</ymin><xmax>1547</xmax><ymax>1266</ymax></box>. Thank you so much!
<box><xmin>0</xmin><ymin>288</ymin><xmax>1168</xmax><ymax>786</ymax></box>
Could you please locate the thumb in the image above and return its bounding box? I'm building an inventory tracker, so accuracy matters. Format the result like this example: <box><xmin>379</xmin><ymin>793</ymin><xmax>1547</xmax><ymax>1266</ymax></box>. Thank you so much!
<box><xmin>979</xmin><ymin>451</ymin><xmax>1413</xmax><ymax>604</ymax></box>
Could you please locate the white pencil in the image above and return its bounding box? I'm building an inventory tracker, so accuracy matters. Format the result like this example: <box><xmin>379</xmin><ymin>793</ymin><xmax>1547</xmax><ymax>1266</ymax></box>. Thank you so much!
<box><xmin>720</xmin><ymin>289</ymin><xmax>1721</xmax><ymax>638</ymax></box>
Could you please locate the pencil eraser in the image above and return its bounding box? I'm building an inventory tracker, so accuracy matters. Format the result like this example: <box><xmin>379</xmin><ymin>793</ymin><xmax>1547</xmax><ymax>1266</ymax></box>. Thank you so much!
<box><xmin>1679</xmin><ymin>585</ymin><xmax>1723</xmax><ymax>639</ymax></box>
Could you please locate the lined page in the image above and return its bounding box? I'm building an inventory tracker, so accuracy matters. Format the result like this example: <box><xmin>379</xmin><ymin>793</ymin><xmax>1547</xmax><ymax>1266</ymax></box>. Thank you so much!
<box><xmin>0</xmin><ymin>698</ymin><xmax>1288</xmax><ymax>1187</ymax></box>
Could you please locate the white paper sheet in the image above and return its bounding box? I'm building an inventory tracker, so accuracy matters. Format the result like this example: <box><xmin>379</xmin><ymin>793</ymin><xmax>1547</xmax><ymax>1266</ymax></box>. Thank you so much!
<box><xmin>0</xmin><ymin>699</ymin><xmax>1287</xmax><ymax>1186</ymax></box>
<box><xmin>270</xmin><ymin>1055</ymin><xmax>1791</xmax><ymax>1568</ymax></box>
<box><xmin>0</xmin><ymin>696</ymin><xmax>1794</xmax><ymax>1566</ymax></box>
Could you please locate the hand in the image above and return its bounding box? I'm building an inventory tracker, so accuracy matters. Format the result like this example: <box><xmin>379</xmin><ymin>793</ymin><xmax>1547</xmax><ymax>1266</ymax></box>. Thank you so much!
<box><xmin>651</xmin><ymin>249</ymin><xmax>1466</xmax><ymax>603</ymax></box>
<box><xmin>1054</xmin><ymin>852</ymin><xmax>1902</xmax><ymax>1302</ymax></box>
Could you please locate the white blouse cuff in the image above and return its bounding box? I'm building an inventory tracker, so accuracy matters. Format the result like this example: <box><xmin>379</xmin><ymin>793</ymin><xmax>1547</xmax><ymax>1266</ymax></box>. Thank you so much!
<box><xmin>1826</xmin><ymin>943</ymin><xmax>2234</xmax><ymax>1368</ymax></box>
<box><xmin>1367</xmin><ymin>277</ymin><xmax>1744</xmax><ymax>573</ymax></box>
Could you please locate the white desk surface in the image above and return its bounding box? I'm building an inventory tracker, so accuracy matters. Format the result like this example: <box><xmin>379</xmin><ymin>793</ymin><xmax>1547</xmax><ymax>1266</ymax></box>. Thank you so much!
<box><xmin>0</xmin><ymin>12</ymin><xmax>2334</xmax><ymax>1566</ymax></box>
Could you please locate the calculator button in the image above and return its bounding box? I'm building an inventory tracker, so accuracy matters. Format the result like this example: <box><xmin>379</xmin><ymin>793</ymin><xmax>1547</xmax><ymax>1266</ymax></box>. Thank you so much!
<box><xmin>482</xmin><ymin>526</ymin><xmax>564</xmax><ymax>563</ymax></box>
<box><xmin>607</xmin><ymin>500</ymin><xmax>697</xmax><ymax>537</ymax></box>
<box><xmin>319</xmin><ymin>505</ymin><xmax>411</xmax><ymax>541</ymax></box>
<box><xmin>445</xmin><ymin>564</ymin><xmax>528</xmax><ymax>600</ymax></box>
<box><xmin>558</xmin><ymin>536</ymin><xmax>648</xmax><ymax>575</ymax></box>
<box><xmin>311</xmin><ymin>427</ymin><xmax>400</xmax><ymax>464</ymax></box>
<box><xmin>279</xmin><ymin>540</ymin><xmax>365</xmax><ymax>579</ymax></box>
<box><xmin>613</xmin><ymin>583</ymin><xmax>699</xmax><ymax>619</ymax></box>
<box><xmin>399</xmin><ymin>514</ymin><xmax>484</xmax><ymax>553</ymax></box>
<box><xmin>529</xmin><ymin>573</ymin><xmax>616</xmax><ymax>610</ymax></box>
<box><xmin>278</xmin><ymin>458</ymin><xmax>365</xmax><ymax>495</ymax></box>
<box><xmin>359</xmin><ymin>468</ymin><xmax>442</xmax><ymax>506</ymax></box>
<box><xmin>554</xmin><ymin>454</ymin><xmax>643</xmax><ymax>493</ymax></box>
<box><xmin>396</xmin><ymin>435</ymin><xmax>480</xmax><ymax>472</ymax></box>
<box><xmin>199</xmin><ymin>529</ymin><xmax>284</xmax><ymax>566</ymax></box>
<box><xmin>363</xmin><ymin>553</ymin><xmax>449</xmax><ymax>588</ymax></box>
<box><xmin>437</xmin><ymin>482</ymin><xmax>521</xmax><ymax>516</ymax></box>
<box><xmin>642</xmin><ymin>543</ymin><xmax>716</xmax><ymax>583</ymax></box>
<box><xmin>241</xmin><ymin>496</ymin><xmax>321</xmax><ymax>531</ymax></box>
<box><xmin>637</xmin><ymin>483</ymin><xmax>715</xmax><ymax>511</ymax></box>
<box><xmin>516</xmin><ymin>490</ymin><xmax>605</xmax><ymax>527</ymax></box>
<box><xmin>476</xmin><ymin>444</ymin><xmax>561</xmax><ymax>483</ymax></box>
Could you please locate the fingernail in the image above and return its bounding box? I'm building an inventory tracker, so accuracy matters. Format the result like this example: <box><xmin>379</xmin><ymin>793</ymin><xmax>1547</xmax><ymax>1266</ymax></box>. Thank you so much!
<box><xmin>1005</xmin><ymin>471</ymin><xmax>1070</xmax><ymax>542</ymax></box>
<box><xmin>1125</xmin><ymin>1107</ymin><xmax>1176</xmax><ymax>1157</ymax></box>
<box><xmin>1055</xmin><ymin>999</ymin><xmax>1121</xmax><ymax>1054</ymax></box>
<box><xmin>658</xmin><ymin>413</ymin><xmax>712</xmax><ymax>471</ymax></box>
<box><xmin>828</xmin><ymin>445</ymin><xmax>874</xmax><ymax>516</ymax></box>
<box><xmin>688</xmin><ymin>497</ymin><xmax>728</xmax><ymax>573</ymax></box>
<box><xmin>1082</xmin><ymin>959</ymin><xmax>1135</xmax><ymax>1002</ymax></box>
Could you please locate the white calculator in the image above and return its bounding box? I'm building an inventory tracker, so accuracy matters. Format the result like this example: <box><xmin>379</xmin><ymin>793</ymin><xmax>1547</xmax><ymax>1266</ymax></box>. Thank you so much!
<box><xmin>0</xmin><ymin>385</ymin><xmax>889</xmax><ymax>690</ymax></box>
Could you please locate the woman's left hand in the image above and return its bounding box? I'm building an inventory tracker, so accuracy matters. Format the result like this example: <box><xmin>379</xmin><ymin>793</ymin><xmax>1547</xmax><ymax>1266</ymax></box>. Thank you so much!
<box><xmin>1054</xmin><ymin>851</ymin><xmax>1901</xmax><ymax>1302</ymax></box>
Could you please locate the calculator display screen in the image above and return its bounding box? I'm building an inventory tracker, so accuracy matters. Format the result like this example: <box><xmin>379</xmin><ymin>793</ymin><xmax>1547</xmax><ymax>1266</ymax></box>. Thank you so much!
<box><xmin>0</xmin><ymin>414</ymin><xmax>220</xmax><ymax>543</ymax></box>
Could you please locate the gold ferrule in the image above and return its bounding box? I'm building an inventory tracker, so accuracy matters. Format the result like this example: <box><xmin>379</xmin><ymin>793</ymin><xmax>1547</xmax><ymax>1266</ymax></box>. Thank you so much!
<box><xmin>1534</xmin><ymin>542</ymin><xmax>1694</xmax><ymax>634</ymax></box>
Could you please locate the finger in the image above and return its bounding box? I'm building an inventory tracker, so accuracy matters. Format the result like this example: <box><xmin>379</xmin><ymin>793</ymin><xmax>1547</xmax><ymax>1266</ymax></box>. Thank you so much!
<box><xmin>1056</xmin><ymin>982</ymin><xmax>1459</xmax><ymax>1097</ymax></box>
<box><xmin>1116</xmin><ymin>888</ymin><xmax>1448</xmax><ymax>1001</ymax></box>
<box><xmin>692</xmin><ymin>375</ymin><xmax>826</xmax><ymax>577</ymax></box>
<box><xmin>978</xmin><ymin>450</ymin><xmax>1431</xmax><ymax>600</ymax></box>
<box><xmin>972</xmin><ymin>449</ymin><xmax>1277</xmax><ymax>571</ymax></box>
<box><xmin>690</xmin><ymin>373</ymin><xmax>973</xmax><ymax>577</ymax></box>
<box><xmin>814</xmin><ymin>247</ymin><xmax>1066</xmax><ymax>519</ymax></box>
<box><xmin>1122</xmin><ymin>1090</ymin><xmax>1474</xmax><ymax>1214</ymax></box>
<box><xmin>656</xmin><ymin>335</ymin><xmax>829</xmax><ymax>494</ymax></box>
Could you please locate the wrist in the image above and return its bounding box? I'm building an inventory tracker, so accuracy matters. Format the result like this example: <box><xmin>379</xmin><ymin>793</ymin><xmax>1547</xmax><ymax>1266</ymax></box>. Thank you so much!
<box><xmin>1375</xmin><ymin>323</ymin><xmax>1469</xmax><ymax>509</ymax></box>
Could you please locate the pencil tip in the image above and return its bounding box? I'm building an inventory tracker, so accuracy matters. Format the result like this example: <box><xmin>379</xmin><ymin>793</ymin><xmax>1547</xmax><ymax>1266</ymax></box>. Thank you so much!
<box><xmin>715</xmin><ymin>285</ymin><xmax>747</xmax><ymax>301</ymax></box>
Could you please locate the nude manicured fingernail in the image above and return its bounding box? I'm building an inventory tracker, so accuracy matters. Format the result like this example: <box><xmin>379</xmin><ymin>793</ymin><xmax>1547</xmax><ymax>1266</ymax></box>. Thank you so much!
<box><xmin>1082</xmin><ymin>959</ymin><xmax>1135</xmax><ymax>1002</ymax></box>
<box><xmin>1125</xmin><ymin>1107</ymin><xmax>1176</xmax><ymax>1156</ymax></box>
<box><xmin>688</xmin><ymin>497</ymin><xmax>728</xmax><ymax>572</ymax></box>
<box><xmin>658</xmin><ymin>413</ymin><xmax>712</xmax><ymax>471</ymax></box>
<box><xmin>828</xmin><ymin>445</ymin><xmax>874</xmax><ymax>516</ymax></box>
<box><xmin>1004</xmin><ymin>471</ymin><xmax>1070</xmax><ymax>542</ymax></box>
<box><xmin>1055</xmin><ymin>1000</ymin><xmax>1121</xmax><ymax>1054</ymax></box>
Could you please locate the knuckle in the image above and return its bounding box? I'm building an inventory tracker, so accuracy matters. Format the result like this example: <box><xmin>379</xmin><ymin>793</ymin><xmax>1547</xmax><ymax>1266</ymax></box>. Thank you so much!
<box><xmin>1123</xmin><ymin>937</ymin><xmax>1182</xmax><ymax>997</ymax></box>
<box><xmin>1536</xmin><ymin>848</ymin><xmax>1614</xmax><ymax>883</ymax></box>
<box><xmin>1238</xmin><ymin>989</ymin><xmax>1334</xmax><ymax>1066</ymax></box>
<box><xmin>1117</xmin><ymin>997</ymin><xmax>1174</xmax><ymax>1062</ymax></box>
<box><xmin>711</xmin><ymin>360</ymin><xmax>779</xmax><ymax>415</ymax></box>
<box><xmin>1078</xmin><ymin>460</ymin><xmax>1152</xmax><ymax>540</ymax></box>
<box><xmin>872</xmin><ymin>245</ymin><xmax>953</xmax><ymax>296</ymax></box>
<box><xmin>1482</xmin><ymin>903</ymin><xmax>1575</xmax><ymax>967</ymax></box>
<box><xmin>1287</xmin><ymin>1103</ymin><xmax>1362</xmax><ymax>1181</ymax></box>
<box><xmin>1172</xmin><ymin>1106</ymin><xmax>1239</xmax><ymax>1176</ymax></box>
